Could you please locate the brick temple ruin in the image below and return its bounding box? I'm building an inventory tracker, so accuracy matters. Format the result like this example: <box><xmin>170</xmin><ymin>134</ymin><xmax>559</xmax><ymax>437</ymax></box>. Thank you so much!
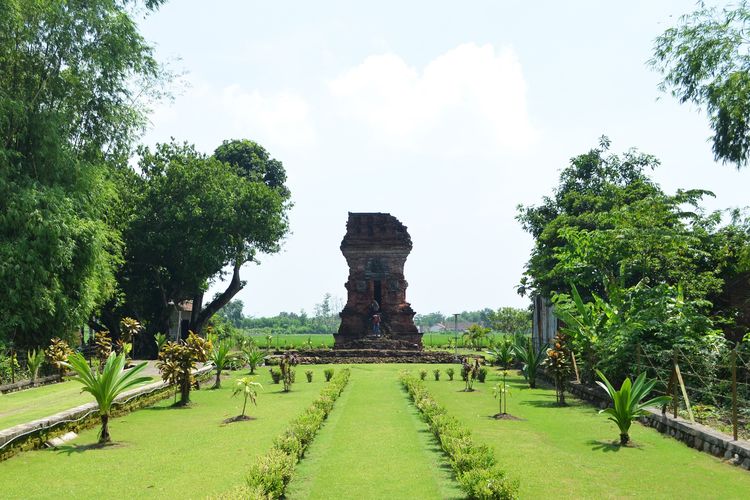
<box><xmin>334</xmin><ymin>212</ymin><xmax>422</xmax><ymax>349</ymax></box>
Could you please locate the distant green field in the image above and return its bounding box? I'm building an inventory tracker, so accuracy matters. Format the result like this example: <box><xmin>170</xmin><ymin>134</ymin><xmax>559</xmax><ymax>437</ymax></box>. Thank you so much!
<box><xmin>240</xmin><ymin>332</ymin><xmax>511</xmax><ymax>350</ymax></box>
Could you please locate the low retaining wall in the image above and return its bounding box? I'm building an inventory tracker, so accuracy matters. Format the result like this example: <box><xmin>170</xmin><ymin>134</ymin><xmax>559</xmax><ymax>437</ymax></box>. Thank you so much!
<box><xmin>640</xmin><ymin>411</ymin><xmax>750</xmax><ymax>469</ymax></box>
<box><xmin>0</xmin><ymin>374</ymin><xmax>63</xmax><ymax>394</ymax></box>
<box><xmin>0</xmin><ymin>365</ymin><xmax>213</xmax><ymax>462</ymax></box>
<box><xmin>537</xmin><ymin>370</ymin><xmax>750</xmax><ymax>470</ymax></box>
<box><xmin>280</xmin><ymin>348</ymin><xmax>469</xmax><ymax>364</ymax></box>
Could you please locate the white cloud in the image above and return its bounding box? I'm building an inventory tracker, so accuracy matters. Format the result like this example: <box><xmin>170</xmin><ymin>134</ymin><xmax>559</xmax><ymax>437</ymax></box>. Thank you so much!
<box><xmin>328</xmin><ymin>43</ymin><xmax>536</xmax><ymax>155</ymax></box>
<box><xmin>220</xmin><ymin>85</ymin><xmax>315</xmax><ymax>148</ymax></box>
<box><xmin>147</xmin><ymin>79</ymin><xmax>315</xmax><ymax>151</ymax></box>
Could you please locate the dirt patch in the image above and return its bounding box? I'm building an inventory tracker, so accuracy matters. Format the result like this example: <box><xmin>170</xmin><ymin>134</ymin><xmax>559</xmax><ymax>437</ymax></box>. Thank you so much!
<box><xmin>491</xmin><ymin>413</ymin><xmax>523</xmax><ymax>421</ymax></box>
<box><xmin>222</xmin><ymin>415</ymin><xmax>256</xmax><ymax>424</ymax></box>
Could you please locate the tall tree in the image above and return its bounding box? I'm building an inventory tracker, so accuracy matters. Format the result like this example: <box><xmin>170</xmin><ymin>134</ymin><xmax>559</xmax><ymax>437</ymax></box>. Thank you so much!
<box><xmin>487</xmin><ymin>307</ymin><xmax>531</xmax><ymax>334</ymax></box>
<box><xmin>0</xmin><ymin>0</ymin><xmax>165</xmax><ymax>349</ymax></box>
<box><xmin>652</xmin><ymin>1</ymin><xmax>750</xmax><ymax>167</ymax></box>
<box><xmin>516</xmin><ymin>137</ymin><xmax>721</xmax><ymax>302</ymax></box>
<box><xmin>104</xmin><ymin>140</ymin><xmax>290</xmax><ymax>356</ymax></box>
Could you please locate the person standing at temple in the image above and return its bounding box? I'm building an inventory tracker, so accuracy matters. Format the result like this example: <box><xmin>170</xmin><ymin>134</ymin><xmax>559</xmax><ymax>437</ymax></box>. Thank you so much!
<box><xmin>372</xmin><ymin>313</ymin><xmax>381</xmax><ymax>336</ymax></box>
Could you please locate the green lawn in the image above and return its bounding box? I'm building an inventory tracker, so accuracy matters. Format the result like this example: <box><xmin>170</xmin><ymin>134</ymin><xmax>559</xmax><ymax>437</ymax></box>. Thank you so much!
<box><xmin>288</xmin><ymin>364</ymin><xmax>462</xmax><ymax>499</ymax></box>
<box><xmin>0</xmin><ymin>366</ymin><xmax>329</xmax><ymax>499</ymax></box>
<box><xmin>0</xmin><ymin>376</ymin><xmax>154</xmax><ymax>430</ymax></box>
<box><xmin>419</xmin><ymin>365</ymin><xmax>750</xmax><ymax>499</ymax></box>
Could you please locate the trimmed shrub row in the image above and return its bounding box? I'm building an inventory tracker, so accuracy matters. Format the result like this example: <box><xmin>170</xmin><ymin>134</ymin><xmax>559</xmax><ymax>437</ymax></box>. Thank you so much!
<box><xmin>220</xmin><ymin>368</ymin><xmax>351</xmax><ymax>499</ymax></box>
<box><xmin>400</xmin><ymin>372</ymin><xmax>519</xmax><ymax>500</ymax></box>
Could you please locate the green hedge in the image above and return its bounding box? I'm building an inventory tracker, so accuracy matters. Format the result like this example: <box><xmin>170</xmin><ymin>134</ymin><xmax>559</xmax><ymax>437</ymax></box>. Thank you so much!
<box><xmin>217</xmin><ymin>368</ymin><xmax>351</xmax><ymax>499</ymax></box>
<box><xmin>400</xmin><ymin>372</ymin><xmax>519</xmax><ymax>500</ymax></box>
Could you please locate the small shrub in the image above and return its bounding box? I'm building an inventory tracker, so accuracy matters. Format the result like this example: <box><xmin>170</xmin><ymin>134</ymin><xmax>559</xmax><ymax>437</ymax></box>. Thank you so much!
<box><xmin>305</xmin><ymin>370</ymin><xmax>313</xmax><ymax>382</ymax></box>
<box><xmin>270</xmin><ymin>368</ymin><xmax>282</xmax><ymax>384</ymax></box>
<box><xmin>324</xmin><ymin>368</ymin><xmax>334</xmax><ymax>382</ymax></box>
<box><xmin>458</xmin><ymin>466</ymin><xmax>519</xmax><ymax>500</ymax></box>
<box><xmin>446</xmin><ymin>367</ymin><xmax>455</xmax><ymax>381</ymax></box>
<box><xmin>478</xmin><ymin>367</ymin><xmax>488</xmax><ymax>383</ymax></box>
<box><xmin>273</xmin><ymin>433</ymin><xmax>303</xmax><ymax>459</ymax></box>
<box><xmin>433</xmin><ymin>369</ymin><xmax>441</xmax><ymax>381</ymax></box>
<box><xmin>462</xmin><ymin>358</ymin><xmax>480</xmax><ymax>391</ymax></box>
<box><xmin>246</xmin><ymin>448</ymin><xmax>295</xmax><ymax>499</ymax></box>
<box><xmin>419</xmin><ymin>369</ymin><xmax>428</xmax><ymax>381</ymax></box>
<box><xmin>451</xmin><ymin>444</ymin><xmax>495</xmax><ymax>474</ymax></box>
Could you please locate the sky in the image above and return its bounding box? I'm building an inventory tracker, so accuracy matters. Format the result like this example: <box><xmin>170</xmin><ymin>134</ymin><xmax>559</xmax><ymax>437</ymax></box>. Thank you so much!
<box><xmin>137</xmin><ymin>0</ymin><xmax>750</xmax><ymax>318</ymax></box>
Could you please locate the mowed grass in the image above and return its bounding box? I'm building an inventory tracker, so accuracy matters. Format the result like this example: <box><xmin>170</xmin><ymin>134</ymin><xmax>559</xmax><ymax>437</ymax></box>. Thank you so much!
<box><xmin>0</xmin><ymin>376</ymin><xmax>154</xmax><ymax>430</ymax></box>
<box><xmin>418</xmin><ymin>365</ymin><xmax>750</xmax><ymax>499</ymax></box>
<box><xmin>0</xmin><ymin>366</ymin><xmax>331</xmax><ymax>499</ymax></box>
<box><xmin>287</xmin><ymin>364</ymin><xmax>462</xmax><ymax>500</ymax></box>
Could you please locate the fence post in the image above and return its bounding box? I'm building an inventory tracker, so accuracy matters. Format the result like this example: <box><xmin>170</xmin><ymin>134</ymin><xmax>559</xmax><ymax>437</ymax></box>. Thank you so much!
<box><xmin>672</xmin><ymin>348</ymin><xmax>678</xmax><ymax>419</ymax></box>
<box><xmin>732</xmin><ymin>347</ymin><xmax>738</xmax><ymax>441</ymax></box>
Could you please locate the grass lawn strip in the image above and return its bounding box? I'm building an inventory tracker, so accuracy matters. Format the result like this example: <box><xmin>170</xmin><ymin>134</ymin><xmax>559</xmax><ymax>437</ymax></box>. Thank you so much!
<box><xmin>287</xmin><ymin>364</ymin><xmax>462</xmax><ymax>500</ymax></box>
<box><xmin>0</xmin><ymin>376</ymin><xmax>155</xmax><ymax>430</ymax></box>
<box><xmin>0</xmin><ymin>366</ymin><xmax>331</xmax><ymax>499</ymax></box>
<box><xmin>401</xmin><ymin>372</ymin><xmax>518</xmax><ymax>499</ymax></box>
<box><xmin>424</xmin><ymin>365</ymin><xmax>750</xmax><ymax>499</ymax></box>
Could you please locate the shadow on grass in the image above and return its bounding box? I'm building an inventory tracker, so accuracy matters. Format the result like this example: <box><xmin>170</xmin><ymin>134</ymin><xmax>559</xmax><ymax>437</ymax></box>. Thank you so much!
<box><xmin>587</xmin><ymin>439</ymin><xmax>643</xmax><ymax>453</ymax></box>
<box><xmin>55</xmin><ymin>442</ymin><xmax>124</xmax><ymax>455</ymax></box>
<box><xmin>417</xmin><ymin>428</ymin><xmax>464</xmax><ymax>500</ymax></box>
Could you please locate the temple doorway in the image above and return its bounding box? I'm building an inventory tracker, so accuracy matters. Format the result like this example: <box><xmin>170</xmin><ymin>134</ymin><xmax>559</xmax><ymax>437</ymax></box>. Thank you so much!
<box><xmin>374</xmin><ymin>280</ymin><xmax>382</xmax><ymax>305</ymax></box>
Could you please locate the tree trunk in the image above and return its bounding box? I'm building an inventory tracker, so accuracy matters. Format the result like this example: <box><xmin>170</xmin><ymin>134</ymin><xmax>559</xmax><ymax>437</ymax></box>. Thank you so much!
<box><xmin>189</xmin><ymin>261</ymin><xmax>245</xmax><ymax>334</ymax></box>
<box><xmin>99</xmin><ymin>414</ymin><xmax>111</xmax><ymax>443</ymax></box>
<box><xmin>241</xmin><ymin>395</ymin><xmax>248</xmax><ymax>417</ymax></box>
<box><xmin>620</xmin><ymin>433</ymin><xmax>629</xmax><ymax>445</ymax></box>
<box><xmin>213</xmin><ymin>368</ymin><xmax>222</xmax><ymax>389</ymax></box>
<box><xmin>179</xmin><ymin>375</ymin><xmax>191</xmax><ymax>405</ymax></box>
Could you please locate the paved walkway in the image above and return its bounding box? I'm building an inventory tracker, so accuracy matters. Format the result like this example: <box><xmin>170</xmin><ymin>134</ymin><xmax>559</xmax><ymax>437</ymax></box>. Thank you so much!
<box><xmin>287</xmin><ymin>365</ymin><xmax>461</xmax><ymax>499</ymax></box>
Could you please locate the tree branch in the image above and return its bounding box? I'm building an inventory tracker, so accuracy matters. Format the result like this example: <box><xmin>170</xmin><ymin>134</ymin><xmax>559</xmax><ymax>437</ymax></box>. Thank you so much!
<box><xmin>190</xmin><ymin>261</ymin><xmax>245</xmax><ymax>333</ymax></box>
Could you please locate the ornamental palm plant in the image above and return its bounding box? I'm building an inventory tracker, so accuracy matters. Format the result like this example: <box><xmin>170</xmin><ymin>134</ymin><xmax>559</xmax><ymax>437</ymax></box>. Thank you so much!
<box><xmin>26</xmin><ymin>349</ymin><xmax>45</xmax><ymax>384</ymax></box>
<box><xmin>209</xmin><ymin>339</ymin><xmax>234</xmax><ymax>389</ymax></box>
<box><xmin>513</xmin><ymin>337</ymin><xmax>546</xmax><ymax>388</ymax></box>
<box><xmin>232</xmin><ymin>377</ymin><xmax>262</xmax><ymax>418</ymax></box>
<box><xmin>64</xmin><ymin>352</ymin><xmax>150</xmax><ymax>443</ymax></box>
<box><xmin>596</xmin><ymin>370</ymin><xmax>671</xmax><ymax>445</ymax></box>
<box><xmin>242</xmin><ymin>344</ymin><xmax>265</xmax><ymax>375</ymax></box>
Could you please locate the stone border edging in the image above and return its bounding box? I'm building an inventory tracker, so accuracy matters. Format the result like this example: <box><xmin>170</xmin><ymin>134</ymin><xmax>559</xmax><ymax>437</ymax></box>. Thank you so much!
<box><xmin>0</xmin><ymin>374</ymin><xmax>63</xmax><ymax>394</ymax></box>
<box><xmin>536</xmin><ymin>369</ymin><xmax>750</xmax><ymax>470</ymax></box>
<box><xmin>0</xmin><ymin>364</ymin><xmax>213</xmax><ymax>461</ymax></box>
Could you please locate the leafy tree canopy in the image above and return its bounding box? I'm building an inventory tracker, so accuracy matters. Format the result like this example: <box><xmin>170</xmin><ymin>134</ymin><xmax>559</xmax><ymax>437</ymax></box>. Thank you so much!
<box><xmin>103</xmin><ymin>139</ymin><xmax>290</xmax><ymax>355</ymax></box>
<box><xmin>652</xmin><ymin>0</ymin><xmax>750</xmax><ymax>167</ymax></box>
<box><xmin>0</xmin><ymin>0</ymin><xmax>165</xmax><ymax>348</ymax></box>
<box><xmin>516</xmin><ymin>137</ymin><xmax>721</xmax><ymax>302</ymax></box>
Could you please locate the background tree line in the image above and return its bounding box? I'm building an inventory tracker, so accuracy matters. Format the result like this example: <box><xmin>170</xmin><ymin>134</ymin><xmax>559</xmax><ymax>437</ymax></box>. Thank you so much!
<box><xmin>214</xmin><ymin>297</ymin><xmax>531</xmax><ymax>336</ymax></box>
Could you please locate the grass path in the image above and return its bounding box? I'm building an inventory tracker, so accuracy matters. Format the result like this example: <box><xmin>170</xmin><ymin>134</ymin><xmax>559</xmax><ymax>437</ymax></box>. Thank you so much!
<box><xmin>288</xmin><ymin>364</ymin><xmax>462</xmax><ymax>500</ymax></box>
<box><xmin>0</xmin><ymin>376</ymin><xmax>155</xmax><ymax>430</ymax></box>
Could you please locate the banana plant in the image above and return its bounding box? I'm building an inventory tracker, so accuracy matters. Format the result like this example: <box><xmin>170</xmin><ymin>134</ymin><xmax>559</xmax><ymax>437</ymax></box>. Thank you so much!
<box><xmin>596</xmin><ymin>369</ymin><xmax>671</xmax><ymax>445</ymax></box>
<box><xmin>64</xmin><ymin>352</ymin><xmax>149</xmax><ymax>443</ymax></box>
